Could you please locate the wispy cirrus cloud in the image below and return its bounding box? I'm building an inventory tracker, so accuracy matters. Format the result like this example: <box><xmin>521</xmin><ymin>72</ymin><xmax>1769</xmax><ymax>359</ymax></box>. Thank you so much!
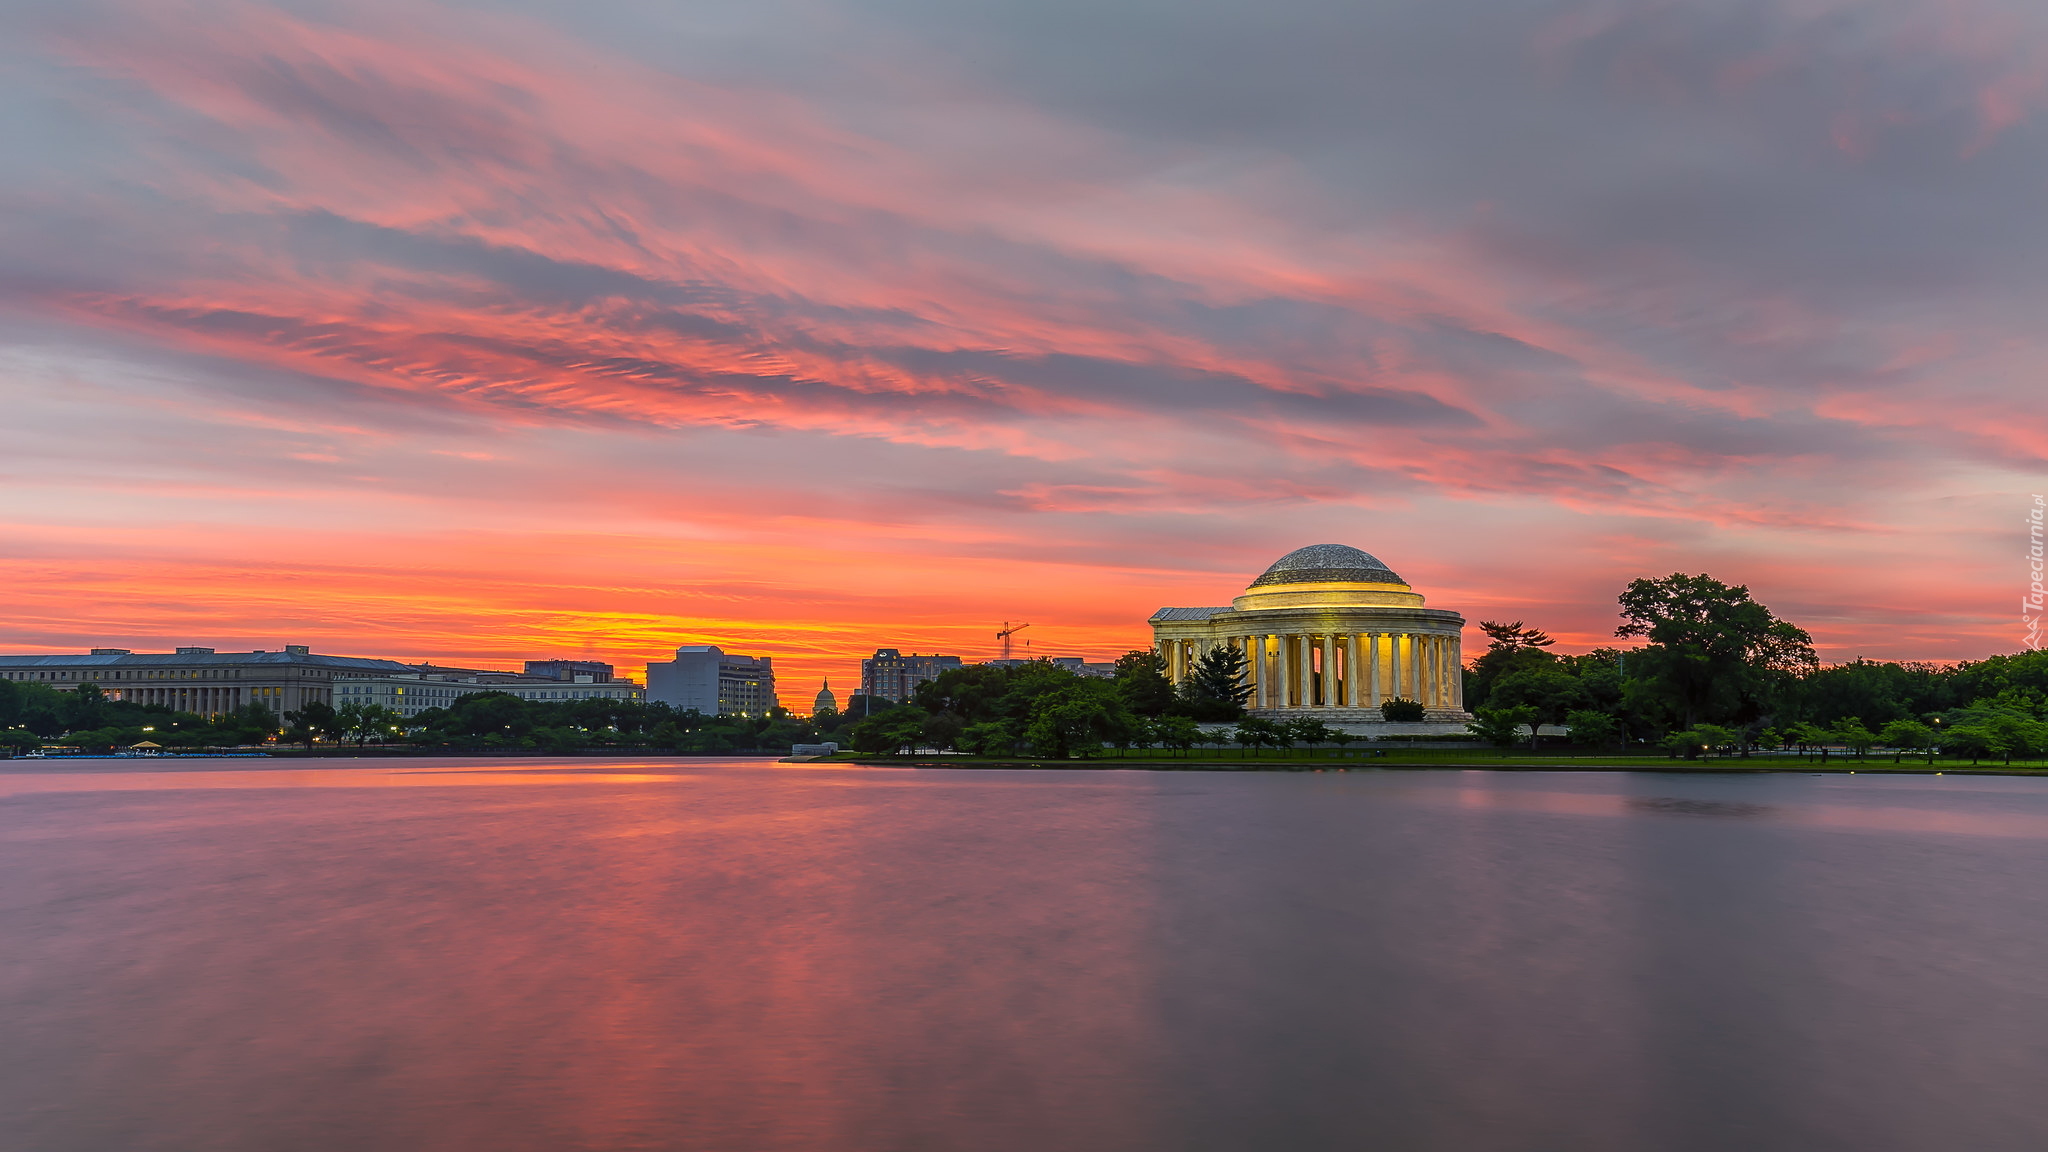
<box><xmin>1</xmin><ymin>0</ymin><xmax>2043</xmax><ymax>687</ymax></box>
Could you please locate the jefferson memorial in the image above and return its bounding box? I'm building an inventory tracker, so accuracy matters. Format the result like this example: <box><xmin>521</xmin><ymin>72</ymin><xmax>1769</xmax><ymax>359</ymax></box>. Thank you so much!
<box><xmin>1150</xmin><ymin>544</ymin><xmax>1471</xmax><ymax>732</ymax></box>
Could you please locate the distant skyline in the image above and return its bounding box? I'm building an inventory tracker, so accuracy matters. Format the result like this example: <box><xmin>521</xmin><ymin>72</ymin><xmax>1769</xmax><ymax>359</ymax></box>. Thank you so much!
<box><xmin>5</xmin><ymin>0</ymin><xmax>2045</xmax><ymax>693</ymax></box>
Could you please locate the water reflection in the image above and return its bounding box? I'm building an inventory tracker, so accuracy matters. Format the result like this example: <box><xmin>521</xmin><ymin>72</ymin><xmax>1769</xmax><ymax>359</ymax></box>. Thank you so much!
<box><xmin>3</xmin><ymin>763</ymin><xmax>2047</xmax><ymax>1150</ymax></box>
<box><xmin>1629</xmin><ymin>796</ymin><xmax>1776</xmax><ymax>818</ymax></box>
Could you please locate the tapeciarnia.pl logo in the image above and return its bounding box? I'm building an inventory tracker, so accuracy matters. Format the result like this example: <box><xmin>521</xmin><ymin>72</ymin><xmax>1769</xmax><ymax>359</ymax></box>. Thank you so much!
<box><xmin>2028</xmin><ymin>494</ymin><xmax>2045</xmax><ymax>650</ymax></box>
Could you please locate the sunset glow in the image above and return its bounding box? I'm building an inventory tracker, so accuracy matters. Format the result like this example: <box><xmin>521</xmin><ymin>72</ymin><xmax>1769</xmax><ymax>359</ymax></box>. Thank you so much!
<box><xmin>6</xmin><ymin>0</ymin><xmax>2045</xmax><ymax>692</ymax></box>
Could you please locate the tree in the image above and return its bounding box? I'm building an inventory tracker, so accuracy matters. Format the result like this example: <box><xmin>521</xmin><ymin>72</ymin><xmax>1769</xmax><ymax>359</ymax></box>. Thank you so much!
<box><xmin>1467</xmin><ymin>621</ymin><xmax>1559</xmax><ymax>708</ymax></box>
<box><xmin>1154</xmin><ymin>715</ymin><xmax>1202</xmax><ymax>757</ymax></box>
<box><xmin>1564</xmin><ymin>709</ymin><xmax>1620</xmax><ymax>748</ymax></box>
<box><xmin>284</xmin><ymin>701</ymin><xmax>339</xmax><ymax>746</ymax></box>
<box><xmin>1233</xmin><ymin>716</ymin><xmax>1280</xmax><ymax>757</ymax></box>
<box><xmin>1830</xmin><ymin>719</ymin><xmax>1877</xmax><ymax>760</ymax></box>
<box><xmin>1941</xmin><ymin>725</ymin><xmax>2001</xmax><ymax>765</ymax></box>
<box><xmin>1177</xmin><ymin>646</ymin><xmax>1251</xmax><ymax>721</ymax></box>
<box><xmin>849</xmin><ymin>706</ymin><xmax>927</xmax><ymax>754</ymax></box>
<box><xmin>921</xmin><ymin>711</ymin><xmax>966</xmax><ymax>752</ymax></box>
<box><xmin>1488</xmin><ymin>666</ymin><xmax>1591</xmax><ymax>739</ymax></box>
<box><xmin>957</xmin><ymin>720</ymin><xmax>1020</xmax><ymax>757</ymax></box>
<box><xmin>335</xmin><ymin>702</ymin><xmax>405</xmax><ymax>746</ymax></box>
<box><xmin>1113</xmin><ymin>650</ymin><xmax>1177</xmax><ymax>718</ymax></box>
<box><xmin>1693</xmin><ymin>723</ymin><xmax>1738</xmax><ymax>757</ymax></box>
<box><xmin>1616</xmin><ymin>573</ymin><xmax>1817</xmax><ymax>729</ymax></box>
<box><xmin>1025</xmin><ymin>682</ymin><xmax>1132</xmax><ymax>759</ymax></box>
<box><xmin>1381</xmin><ymin>698</ymin><xmax>1426</xmax><ymax>722</ymax></box>
<box><xmin>69</xmin><ymin>682</ymin><xmax>109</xmax><ymax>730</ymax></box>
<box><xmin>1879</xmin><ymin>719</ymin><xmax>1933</xmax><ymax>765</ymax></box>
<box><xmin>1281</xmin><ymin>717</ymin><xmax>1337</xmax><ymax>756</ymax></box>
<box><xmin>1470</xmin><ymin>706</ymin><xmax>1535</xmax><ymax>750</ymax></box>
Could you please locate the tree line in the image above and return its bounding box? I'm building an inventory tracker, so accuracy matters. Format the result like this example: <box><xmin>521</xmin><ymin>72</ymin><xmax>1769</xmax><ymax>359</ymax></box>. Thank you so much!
<box><xmin>8</xmin><ymin>570</ymin><xmax>2045</xmax><ymax>762</ymax></box>
<box><xmin>1465</xmin><ymin>573</ymin><xmax>2048</xmax><ymax>762</ymax></box>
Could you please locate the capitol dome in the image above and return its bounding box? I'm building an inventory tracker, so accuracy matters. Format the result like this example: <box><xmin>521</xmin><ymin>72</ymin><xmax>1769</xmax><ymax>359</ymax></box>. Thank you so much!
<box><xmin>1248</xmin><ymin>544</ymin><xmax>1405</xmax><ymax>589</ymax></box>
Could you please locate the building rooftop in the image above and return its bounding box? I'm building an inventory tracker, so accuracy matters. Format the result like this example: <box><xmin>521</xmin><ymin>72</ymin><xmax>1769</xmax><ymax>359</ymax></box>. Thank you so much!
<box><xmin>1148</xmin><ymin>606</ymin><xmax>1231</xmax><ymax>622</ymax></box>
<box><xmin>0</xmin><ymin>650</ymin><xmax>415</xmax><ymax>671</ymax></box>
<box><xmin>1246</xmin><ymin>544</ymin><xmax>1405</xmax><ymax>588</ymax></box>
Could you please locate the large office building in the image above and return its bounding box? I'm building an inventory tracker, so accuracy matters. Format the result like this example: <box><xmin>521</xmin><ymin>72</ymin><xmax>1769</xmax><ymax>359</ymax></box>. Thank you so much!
<box><xmin>644</xmin><ymin>645</ymin><xmax>779</xmax><ymax>716</ymax></box>
<box><xmin>859</xmin><ymin>649</ymin><xmax>964</xmax><ymax>703</ymax></box>
<box><xmin>0</xmin><ymin>646</ymin><xmax>428</xmax><ymax>716</ymax></box>
<box><xmin>333</xmin><ymin>669</ymin><xmax>643</xmax><ymax>718</ymax></box>
<box><xmin>0</xmin><ymin>645</ymin><xmax>645</xmax><ymax>720</ymax></box>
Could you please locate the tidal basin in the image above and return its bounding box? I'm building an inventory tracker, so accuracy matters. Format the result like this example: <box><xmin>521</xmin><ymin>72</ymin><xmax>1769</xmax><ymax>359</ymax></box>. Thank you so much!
<box><xmin>5</xmin><ymin>760</ymin><xmax>2048</xmax><ymax>1151</ymax></box>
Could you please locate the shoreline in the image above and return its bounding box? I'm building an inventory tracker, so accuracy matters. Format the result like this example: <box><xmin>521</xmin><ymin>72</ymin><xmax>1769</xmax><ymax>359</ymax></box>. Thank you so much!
<box><xmin>830</xmin><ymin>756</ymin><xmax>2048</xmax><ymax>777</ymax></box>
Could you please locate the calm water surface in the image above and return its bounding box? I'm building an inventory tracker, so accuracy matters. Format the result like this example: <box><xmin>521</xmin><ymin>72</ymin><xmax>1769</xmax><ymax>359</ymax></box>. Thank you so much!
<box><xmin>4</xmin><ymin>759</ymin><xmax>2047</xmax><ymax>1151</ymax></box>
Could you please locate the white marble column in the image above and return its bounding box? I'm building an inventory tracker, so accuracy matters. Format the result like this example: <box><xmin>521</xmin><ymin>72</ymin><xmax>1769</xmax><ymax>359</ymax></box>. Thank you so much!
<box><xmin>1331</xmin><ymin>634</ymin><xmax>1345</xmax><ymax>708</ymax></box>
<box><xmin>1434</xmin><ymin>635</ymin><xmax>1448</xmax><ymax>707</ymax></box>
<box><xmin>1365</xmin><ymin>633</ymin><xmax>1380</xmax><ymax>707</ymax></box>
<box><xmin>1306</xmin><ymin>633</ymin><xmax>1320</xmax><ymax>707</ymax></box>
<box><xmin>1344</xmin><ymin>634</ymin><xmax>1361</xmax><ymax>707</ymax></box>
<box><xmin>1292</xmin><ymin>634</ymin><xmax>1307</xmax><ymax>709</ymax></box>
<box><xmin>1452</xmin><ymin>634</ymin><xmax>1465</xmax><ymax>708</ymax></box>
<box><xmin>1320</xmin><ymin>634</ymin><xmax>1336</xmax><ymax>708</ymax></box>
<box><xmin>1425</xmin><ymin>631</ymin><xmax>1441</xmax><ymax>705</ymax></box>
<box><xmin>1436</xmin><ymin>636</ymin><xmax>1450</xmax><ymax>708</ymax></box>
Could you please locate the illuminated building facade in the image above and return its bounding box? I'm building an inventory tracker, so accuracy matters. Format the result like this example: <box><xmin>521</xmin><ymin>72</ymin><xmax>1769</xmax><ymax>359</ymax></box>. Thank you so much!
<box><xmin>334</xmin><ymin>671</ymin><xmax>644</xmax><ymax>718</ymax></box>
<box><xmin>0</xmin><ymin>645</ymin><xmax>423</xmax><ymax>717</ymax></box>
<box><xmin>859</xmin><ymin>649</ymin><xmax>963</xmax><ymax>703</ymax></box>
<box><xmin>1149</xmin><ymin>544</ymin><xmax>1470</xmax><ymax>731</ymax></box>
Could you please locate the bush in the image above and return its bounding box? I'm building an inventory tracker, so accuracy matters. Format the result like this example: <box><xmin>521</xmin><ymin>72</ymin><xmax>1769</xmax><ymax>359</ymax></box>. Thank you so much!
<box><xmin>1380</xmin><ymin>698</ymin><xmax>1426</xmax><ymax>722</ymax></box>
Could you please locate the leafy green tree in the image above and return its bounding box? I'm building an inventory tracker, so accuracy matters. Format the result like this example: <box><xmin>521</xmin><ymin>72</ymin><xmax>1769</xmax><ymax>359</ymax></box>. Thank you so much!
<box><xmin>1830</xmin><ymin>719</ymin><xmax>1877</xmax><ymax>760</ymax></box>
<box><xmin>957</xmin><ymin>720</ymin><xmax>1020</xmax><ymax>756</ymax></box>
<box><xmin>1025</xmin><ymin>681</ymin><xmax>1132</xmax><ymax>759</ymax></box>
<box><xmin>1467</xmin><ymin>621</ymin><xmax>1558</xmax><ymax>709</ymax></box>
<box><xmin>69</xmin><ymin>682</ymin><xmax>110</xmax><ymax>730</ymax></box>
<box><xmin>921</xmin><ymin>711</ymin><xmax>966</xmax><ymax>752</ymax></box>
<box><xmin>1879</xmin><ymin>719</ymin><xmax>1933</xmax><ymax>764</ymax></box>
<box><xmin>1694</xmin><ymin>724</ymin><xmax>1738</xmax><ymax>757</ymax></box>
<box><xmin>1564</xmin><ymin>709</ymin><xmax>1620</xmax><ymax>748</ymax></box>
<box><xmin>1489</xmin><ymin>666</ymin><xmax>1591</xmax><ymax>739</ymax></box>
<box><xmin>1282</xmin><ymin>716</ymin><xmax>1335</xmax><ymax>754</ymax></box>
<box><xmin>1941</xmin><ymin>725</ymin><xmax>2001</xmax><ymax>765</ymax></box>
<box><xmin>849</xmin><ymin>706</ymin><xmax>927</xmax><ymax>754</ymax></box>
<box><xmin>1470</xmin><ymin>706</ymin><xmax>1535</xmax><ymax>749</ymax></box>
<box><xmin>1154</xmin><ymin>715</ymin><xmax>1202</xmax><ymax>757</ymax></box>
<box><xmin>1177</xmin><ymin>646</ymin><xmax>1251</xmax><ymax>721</ymax></box>
<box><xmin>1233</xmin><ymin>716</ymin><xmax>1280</xmax><ymax>757</ymax></box>
<box><xmin>1113</xmin><ymin>650</ymin><xmax>1177</xmax><ymax>718</ymax></box>
<box><xmin>1616</xmin><ymin>573</ymin><xmax>1817</xmax><ymax>729</ymax></box>
<box><xmin>1380</xmin><ymin>698</ymin><xmax>1426</xmax><ymax>722</ymax></box>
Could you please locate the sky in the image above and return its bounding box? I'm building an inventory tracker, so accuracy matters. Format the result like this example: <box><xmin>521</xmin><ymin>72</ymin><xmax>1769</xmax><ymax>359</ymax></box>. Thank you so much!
<box><xmin>3</xmin><ymin>0</ymin><xmax>2045</xmax><ymax>698</ymax></box>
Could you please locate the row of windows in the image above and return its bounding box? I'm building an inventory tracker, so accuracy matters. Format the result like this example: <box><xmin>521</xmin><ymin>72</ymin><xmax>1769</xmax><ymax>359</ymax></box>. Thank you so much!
<box><xmin>1</xmin><ymin>668</ymin><xmax>335</xmax><ymax>682</ymax></box>
<box><xmin>336</xmin><ymin>685</ymin><xmax>641</xmax><ymax>702</ymax></box>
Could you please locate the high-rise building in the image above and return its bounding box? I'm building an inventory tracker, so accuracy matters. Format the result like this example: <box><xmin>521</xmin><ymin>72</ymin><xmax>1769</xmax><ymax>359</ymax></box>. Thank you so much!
<box><xmin>859</xmin><ymin>649</ymin><xmax>963</xmax><ymax>703</ymax></box>
<box><xmin>813</xmin><ymin>679</ymin><xmax>838</xmax><ymax>715</ymax></box>
<box><xmin>644</xmin><ymin>646</ymin><xmax>779</xmax><ymax>716</ymax></box>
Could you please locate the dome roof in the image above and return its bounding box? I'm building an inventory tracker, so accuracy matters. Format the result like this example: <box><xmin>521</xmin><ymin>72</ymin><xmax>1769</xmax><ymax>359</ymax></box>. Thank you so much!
<box><xmin>1247</xmin><ymin>544</ymin><xmax>1404</xmax><ymax>588</ymax></box>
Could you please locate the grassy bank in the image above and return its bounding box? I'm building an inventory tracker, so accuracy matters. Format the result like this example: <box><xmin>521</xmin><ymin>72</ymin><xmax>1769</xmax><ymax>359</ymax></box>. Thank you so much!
<box><xmin>826</xmin><ymin>748</ymin><xmax>2048</xmax><ymax>775</ymax></box>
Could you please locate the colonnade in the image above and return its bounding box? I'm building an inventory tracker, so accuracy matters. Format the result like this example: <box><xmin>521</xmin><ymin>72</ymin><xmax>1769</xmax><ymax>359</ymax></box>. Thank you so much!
<box><xmin>1160</xmin><ymin>631</ymin><xmax>1462</xmax><ymax>712</ymax></box>
<box><xmin>110</xmin><ymin>686</ymin><xmax>285</xmax><ymax>717</ymax></box>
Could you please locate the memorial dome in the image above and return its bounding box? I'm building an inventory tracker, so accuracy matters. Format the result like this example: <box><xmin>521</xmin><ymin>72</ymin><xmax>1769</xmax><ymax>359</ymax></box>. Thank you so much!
<box><xmin>1248</xmin><ymin>544</ymin><xmax>1406</xmax><ymax>589</ymax></box>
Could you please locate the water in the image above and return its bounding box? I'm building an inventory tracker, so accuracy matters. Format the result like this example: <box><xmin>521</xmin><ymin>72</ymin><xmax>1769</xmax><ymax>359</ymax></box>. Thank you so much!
<box><xmin>4</xmin><ymin>760</ymin><xmax>2047</xmax><ymax>1151</ymax></box>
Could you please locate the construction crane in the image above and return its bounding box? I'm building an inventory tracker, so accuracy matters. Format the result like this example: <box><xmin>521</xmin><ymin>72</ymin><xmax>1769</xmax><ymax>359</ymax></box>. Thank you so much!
<box><xmin>996</xmin><ymin>621</ymin><xmax>1031</xmax><ymax>661</ymax></box>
